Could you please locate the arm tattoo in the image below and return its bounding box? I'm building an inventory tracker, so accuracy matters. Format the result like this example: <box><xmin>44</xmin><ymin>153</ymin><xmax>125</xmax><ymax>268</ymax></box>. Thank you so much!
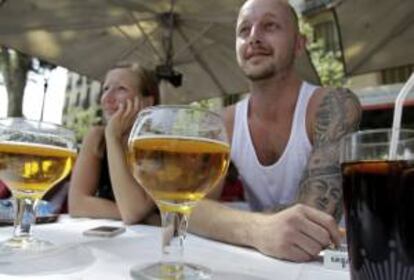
<box><xmin>264</xmin><ymin>203</ymin><xmax>290</xmax><ymax>213</ymax></box>
<box><xmin>297</xmin><ymin>88</ymin><xmax>361</xmax><ymax>222</ymax></box>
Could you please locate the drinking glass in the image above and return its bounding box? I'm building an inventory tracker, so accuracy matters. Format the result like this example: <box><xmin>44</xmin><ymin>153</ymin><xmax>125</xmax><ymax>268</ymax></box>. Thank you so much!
<box><xmin>340</xmin><ymin>129</ymin><xmax>414</xmax><ymax>280</ymax></box>
<box><xmin>0</xmin><ymin>118</ymin><xmax>76</xmax><ymax>252</ymax></box>
<box><xmin>128</xmin><ymin>105</ymin><xmax>230</xmax><ymax>279</ymax></box>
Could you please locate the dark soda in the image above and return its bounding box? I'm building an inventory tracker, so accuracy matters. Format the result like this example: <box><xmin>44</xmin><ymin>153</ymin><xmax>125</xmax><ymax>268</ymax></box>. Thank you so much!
<box><xmin>342</xmin><ymin>160</ymin><xmax>414</xmax><ymax>280</ymax></box>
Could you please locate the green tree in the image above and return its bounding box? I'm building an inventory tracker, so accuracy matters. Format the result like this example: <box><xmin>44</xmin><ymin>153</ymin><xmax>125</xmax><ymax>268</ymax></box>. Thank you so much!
<box><xmin>64</xmin><ymin>105</ymin><xmax>102</xmax><ymax>143</ymax></box>
<box><xmin>300</xmin><ymin>19</ymin><xmax>345</xmax><ymax>87</ymax></box>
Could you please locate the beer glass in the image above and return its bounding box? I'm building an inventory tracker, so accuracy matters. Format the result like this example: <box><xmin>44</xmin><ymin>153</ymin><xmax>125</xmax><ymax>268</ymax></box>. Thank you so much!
<box><xmin>340</xmin><ymin>129</ymin><xmax>414</xmax><ymax>280</ymax></box>
<box><xmin>0</xmin><ymin>118</ymin><xmax>76</xmax><ymax>252</ymax></box>
<box><xmin>128</xmin><ymin>105</ymin><xmax>230</xmax><ymax>279</ymax></box>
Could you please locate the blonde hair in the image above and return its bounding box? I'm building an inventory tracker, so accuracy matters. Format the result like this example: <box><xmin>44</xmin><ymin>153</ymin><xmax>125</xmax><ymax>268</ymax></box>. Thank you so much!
<box><xmin>94</xmin><ymin>62</ymin><xmax>160</xmax><ymax>157</ymax></box>
<box><xmin>111</xmin><ymin>62</ymin><xmax>160</xmax><ymax>105</ymax></box>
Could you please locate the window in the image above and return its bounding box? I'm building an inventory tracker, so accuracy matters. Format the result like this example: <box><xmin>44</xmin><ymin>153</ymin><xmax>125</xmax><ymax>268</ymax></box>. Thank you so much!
<box><xmin>381</xmin><ymin>65</ymin><xmax>414</xmax><ymax>85</ymax></box>
<box><xmin>361</xmin><ymin>106</ymin><xmax>414</xmax><ymax>130</ymax></box>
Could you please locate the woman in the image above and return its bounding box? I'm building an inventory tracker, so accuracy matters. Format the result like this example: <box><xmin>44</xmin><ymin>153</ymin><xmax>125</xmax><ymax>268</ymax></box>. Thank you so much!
<box><xmin>68</xmin><ymin>63</ymin><xmax>158</xmax><ymax>224</ymax></box>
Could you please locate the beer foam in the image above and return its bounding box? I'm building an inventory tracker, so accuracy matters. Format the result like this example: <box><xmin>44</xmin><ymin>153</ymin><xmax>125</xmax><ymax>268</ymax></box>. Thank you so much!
<box><xmin>131</xmin><ymin>135</ymin><xmax>230</xmax><ymax>148</ymax></box>
<box><xmin>0</xmin><ymin>141</ymin><xmax>76</xmax><ymax>157</ymax></box>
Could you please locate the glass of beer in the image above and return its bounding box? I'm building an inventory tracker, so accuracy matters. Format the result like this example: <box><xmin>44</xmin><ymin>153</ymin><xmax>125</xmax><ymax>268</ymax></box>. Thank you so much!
<box><xmin>0</xmin><ymin>118</ymin><xmax>76</xmax><ymax>252</ymax></box>
<box><xmin>128</xmin><ymin>105</ymin><xmax>230</xmax><ymax>279</ymax></box>
<box><xmin>340</xmin><ymin>129</ymin><xmax>414</xmax><ymax>280</ymax></box>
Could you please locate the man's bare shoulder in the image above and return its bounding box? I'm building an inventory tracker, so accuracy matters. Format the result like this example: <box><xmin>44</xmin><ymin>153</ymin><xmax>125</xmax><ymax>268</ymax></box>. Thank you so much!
<box><xmin>308</xmin><ymin>87</ymin><xmax>359</xmax><ymax>113</ymax></box>
<box><xmin>309</xmin><ymin>87</ymin><xmax>361</xmax><ymax>145</ymax></box>
<box><xmin>299</xmin><ymin>87</ymin><xmax>361</xmax><ymax>220</ymax></box>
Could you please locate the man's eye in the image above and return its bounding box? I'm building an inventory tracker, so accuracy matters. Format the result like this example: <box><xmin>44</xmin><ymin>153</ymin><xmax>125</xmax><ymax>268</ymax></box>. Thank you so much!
<box><xmin>264</xmin><ymin>22</ymin><xmax>279</xmax><ymax>31</ymax></box>
<box><xmin>238</xmin><ymin>26</ymin><xmax>250</xmax><ymax>36</ymax></box>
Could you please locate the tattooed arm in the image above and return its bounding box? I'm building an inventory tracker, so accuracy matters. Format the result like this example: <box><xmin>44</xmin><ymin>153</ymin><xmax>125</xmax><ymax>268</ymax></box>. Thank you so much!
<box><xmin>297</xmin><ymin>88</ymin><xmax>361</xmax><ymax>222</ymax></box>
<box><xmin>189</xmin><ymin>91</ymin><xmax>349</xmax><ymax>262</ymax></box>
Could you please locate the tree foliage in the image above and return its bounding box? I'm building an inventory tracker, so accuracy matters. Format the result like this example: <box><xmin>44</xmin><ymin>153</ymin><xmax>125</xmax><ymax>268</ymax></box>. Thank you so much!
<box><xmin>64</xmin><ymin>105</ymin><xmax>102</xmax><ymax>143</ymax></box>
<box><xmin>300</xmin><ymin>19</ymin><xmax>345</xmax><ymax>87</ymax></box>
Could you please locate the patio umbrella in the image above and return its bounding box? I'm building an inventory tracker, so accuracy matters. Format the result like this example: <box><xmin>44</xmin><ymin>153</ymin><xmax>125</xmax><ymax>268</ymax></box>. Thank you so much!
<box><xmin>332</xmin><ymin>0</ymin><xmax>414</xmax><ymax>76</ymax></box>
<box><xmin>0</xmin><ymin>0</ymin><xmax>319</xmax><ymax>104</ymax></box>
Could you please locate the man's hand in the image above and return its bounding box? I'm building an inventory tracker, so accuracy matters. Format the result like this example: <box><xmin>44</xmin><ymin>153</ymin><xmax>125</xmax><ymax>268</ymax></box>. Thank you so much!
<box><xmin>252</xmin><ymin>204</ymin><xmax>341</xmax><ymax>262</ymax></box>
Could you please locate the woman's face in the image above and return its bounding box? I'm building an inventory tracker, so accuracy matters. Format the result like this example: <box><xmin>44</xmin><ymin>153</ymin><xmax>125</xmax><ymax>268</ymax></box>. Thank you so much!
<box><xmin>101</xmin><ymin>68</ymin><xmax>139</xmax><ymax>120</ymax></box>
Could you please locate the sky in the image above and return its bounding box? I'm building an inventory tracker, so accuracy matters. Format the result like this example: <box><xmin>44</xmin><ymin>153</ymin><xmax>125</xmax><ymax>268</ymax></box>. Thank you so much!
<box><xmin>0</xmin><ymin>67</ymin><xmax>68</xmax><ymax>124</ymax></box>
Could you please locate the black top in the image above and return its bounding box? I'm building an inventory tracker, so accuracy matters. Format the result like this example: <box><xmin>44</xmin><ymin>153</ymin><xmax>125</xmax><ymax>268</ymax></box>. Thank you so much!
<box><xmin>95</xmin><ymin>151</ymin><xmax>115</xmax><ymax>201</ymax></box>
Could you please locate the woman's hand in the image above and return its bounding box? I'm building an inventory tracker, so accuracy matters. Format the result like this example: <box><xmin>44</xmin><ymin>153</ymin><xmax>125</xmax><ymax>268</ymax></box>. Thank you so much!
<box><xmin>103</xmin><ymin>96</ymin><xmax>155</xmax><ymax>224</ymax></box>
<box><xmin>105</xmin><ymin>97</ymin><xmax>142</xmax><ymax>142</ymax></box>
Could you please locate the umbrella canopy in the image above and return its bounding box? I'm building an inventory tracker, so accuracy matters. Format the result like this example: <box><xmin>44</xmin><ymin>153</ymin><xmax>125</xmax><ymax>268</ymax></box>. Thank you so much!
<box><xmin>333</xmin><ymin>0</ymin><xmax>414</xmax><ymax>76</ymax></box>
<box><xmin>0</xmin><ymin>0</ymin><xmax>319</xmax><ymax>103</ymax></box>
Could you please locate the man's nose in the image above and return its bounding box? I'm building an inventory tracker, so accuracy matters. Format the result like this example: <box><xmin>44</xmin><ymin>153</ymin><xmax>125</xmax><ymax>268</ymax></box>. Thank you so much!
<box><xmin>248</xmin><ymin>25</ymin><xmax>263</xmax><ymax>45</ymax></box>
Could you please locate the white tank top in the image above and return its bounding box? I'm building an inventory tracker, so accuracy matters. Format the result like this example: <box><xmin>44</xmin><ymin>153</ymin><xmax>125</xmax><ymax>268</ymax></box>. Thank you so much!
<box><xmin>231</xmin><ymin>82</ymin><xmax>318</xmax><ymax>211</ymax></box>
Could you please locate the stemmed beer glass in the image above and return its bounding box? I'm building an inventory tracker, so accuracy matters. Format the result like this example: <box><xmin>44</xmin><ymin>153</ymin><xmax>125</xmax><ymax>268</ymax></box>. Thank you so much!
<box><xmin>128</xmin><ymin>105</ymin><xmax>230</xmax><ymax>279</ymax></box>
<box><xmin>0</xmin><ymin>118</ymin><xmax>76</xmax><ymax>252</ymax></box>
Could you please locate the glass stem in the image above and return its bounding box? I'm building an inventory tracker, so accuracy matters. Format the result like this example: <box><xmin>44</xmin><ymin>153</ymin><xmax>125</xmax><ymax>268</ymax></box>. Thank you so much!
<box><xmin>13</xmin><ymin>197</ymin><xmax>38</xmax><ymax>241</ymax></box>
<box><xmin>160</xmin><ymin>210</ymin><xmax>189</xmax><ymax>264</ymax></box>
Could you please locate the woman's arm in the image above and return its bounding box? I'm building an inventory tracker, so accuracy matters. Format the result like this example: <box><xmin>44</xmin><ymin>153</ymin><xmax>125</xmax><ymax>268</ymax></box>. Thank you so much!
<box><xmin>105</xmin><ymin>97</ymin><xmax>155</xmax><ymax>224</ymax></box>
<box><xmin>68</xmin><ymin>126</ymin><xmax>121</xmax><ymax>219</ymax></box>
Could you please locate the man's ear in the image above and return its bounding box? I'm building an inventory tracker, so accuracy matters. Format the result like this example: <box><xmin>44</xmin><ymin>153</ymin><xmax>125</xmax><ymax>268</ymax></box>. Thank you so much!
<box><xmin>294</xmin><ymin>33</ymin><xmax>307</xmax><ymax>57</ymax></box>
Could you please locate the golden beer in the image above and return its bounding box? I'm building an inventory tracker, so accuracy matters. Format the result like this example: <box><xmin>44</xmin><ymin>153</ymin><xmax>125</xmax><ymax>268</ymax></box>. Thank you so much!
<box><xmin>0</xmin><ymin>141</ymin><xmax>76</xmax><ymax>199</ymax></box>
<box><xmin>129</xmin><ymin>136</ymin><xmax>230</xmax><ymax>214</ymax></box>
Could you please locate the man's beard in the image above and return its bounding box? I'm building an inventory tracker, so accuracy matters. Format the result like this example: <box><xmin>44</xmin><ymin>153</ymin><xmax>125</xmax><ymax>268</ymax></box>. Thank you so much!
<box><xmin>244</xmin><ymin>52</ymin><xmax>295</xmax><ymax>81</ymax></box>
<box><xmin>245</xmin><ymin>63</ymin><xmax>276</xmax><ymax>81</ymax></box>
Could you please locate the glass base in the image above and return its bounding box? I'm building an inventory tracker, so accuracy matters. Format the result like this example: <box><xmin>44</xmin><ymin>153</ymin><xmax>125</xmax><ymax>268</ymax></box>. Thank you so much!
<box><xmin>0</xmin><ymin>242</ymin><xmax>95</xmax><ymax>275</ymax></box>
<box><xmin>130</xmin><ymin>262</ymin><xmax>211</xmax><ymax>280</ymax></box>
<box><xmin>0</xmin><ymin>236</ymin><xmax>54</xmax><ymax>254</ymax></box>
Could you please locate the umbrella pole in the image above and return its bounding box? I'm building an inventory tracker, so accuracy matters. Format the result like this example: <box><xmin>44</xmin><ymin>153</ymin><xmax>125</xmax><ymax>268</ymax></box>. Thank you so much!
<box><xmin>39</xmin><ymin>77</ymin><xmax>48</xmax><ymax>121</ymax></box>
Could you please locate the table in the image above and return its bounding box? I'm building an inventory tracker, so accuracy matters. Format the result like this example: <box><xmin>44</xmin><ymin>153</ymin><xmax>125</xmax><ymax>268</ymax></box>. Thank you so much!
<box><xmin>0</xmin><ymin>216</ymin><xmax>350</xmax><ymax>279</ymax></box>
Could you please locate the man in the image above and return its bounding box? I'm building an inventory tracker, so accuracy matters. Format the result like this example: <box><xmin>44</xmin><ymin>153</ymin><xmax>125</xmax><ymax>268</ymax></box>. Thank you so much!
<box><xmin>189</xmin><ymin>0</ymin><xmax>361</xmax><ymax>262</ymax></box>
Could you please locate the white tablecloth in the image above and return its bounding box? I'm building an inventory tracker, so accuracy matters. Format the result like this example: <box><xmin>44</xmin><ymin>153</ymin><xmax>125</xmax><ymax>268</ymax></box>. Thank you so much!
<box><xmin>0</xmin><ymin>216</ymin><xmax>350</xmax><ymax>280</ymax></box>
